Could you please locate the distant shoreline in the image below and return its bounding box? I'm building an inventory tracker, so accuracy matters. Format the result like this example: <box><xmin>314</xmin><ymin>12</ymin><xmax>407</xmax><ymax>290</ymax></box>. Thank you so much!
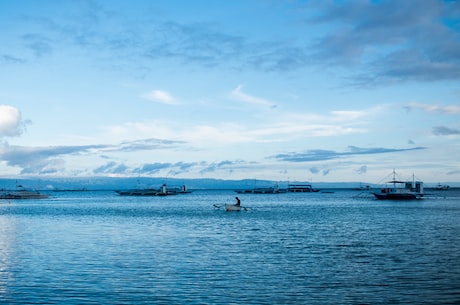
<box><xmin>6</xmin><ymin>187</ymin><xmax>459</xmax><ymax>192</ymax></box>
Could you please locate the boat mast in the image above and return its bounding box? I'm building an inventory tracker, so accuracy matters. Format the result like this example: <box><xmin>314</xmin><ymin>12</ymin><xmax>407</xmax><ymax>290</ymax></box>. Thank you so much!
<box><xmin>392</xmin><ymin>168</ymin><xmax>396</xmax><ymax>188</ymax></box>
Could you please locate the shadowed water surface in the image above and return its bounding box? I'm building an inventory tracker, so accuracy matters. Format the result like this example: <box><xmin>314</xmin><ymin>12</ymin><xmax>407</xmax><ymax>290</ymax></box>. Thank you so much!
<box><xmin>1</xmin><ymin>189</ymin><xmax>459</xmax><ymax>304</ymax></box>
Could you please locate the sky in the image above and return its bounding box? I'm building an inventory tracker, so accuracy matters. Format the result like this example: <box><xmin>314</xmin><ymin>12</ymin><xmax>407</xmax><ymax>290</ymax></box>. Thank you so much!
<box><xmin>1</xmin><ymin>0</ymin><xmax>460</xmax><ymax>185</ymax></box>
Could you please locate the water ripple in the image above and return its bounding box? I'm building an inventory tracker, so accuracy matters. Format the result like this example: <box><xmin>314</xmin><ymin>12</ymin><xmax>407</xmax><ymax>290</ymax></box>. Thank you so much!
<box><xmin>1</xmin><ymin>190</ymin><xmax>459</xmax><ymax>304</ymax></box>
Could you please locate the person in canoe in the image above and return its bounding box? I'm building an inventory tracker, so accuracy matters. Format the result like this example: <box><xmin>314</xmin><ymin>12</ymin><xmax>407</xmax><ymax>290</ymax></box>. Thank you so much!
<box><xmin>235</xmin><ymin>196</ymin><xmax>241</xmax><ymax>206</ymax></box>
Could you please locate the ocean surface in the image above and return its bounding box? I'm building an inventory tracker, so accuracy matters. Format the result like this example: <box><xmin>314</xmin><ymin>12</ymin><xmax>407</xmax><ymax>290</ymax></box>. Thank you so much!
<box><xmin>1</xmin><ymin>189</ymin><xmax>459</xmax><ymax>304</ymax></box>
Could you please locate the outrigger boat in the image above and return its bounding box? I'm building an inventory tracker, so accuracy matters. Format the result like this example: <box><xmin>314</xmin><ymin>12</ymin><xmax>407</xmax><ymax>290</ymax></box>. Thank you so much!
<box><xmin>116</xmin><ymin>189</ymin><xmax>157</xmax><ymax>196</ymax></box>
<box><xmin>116</xmin><ymin>184</ymin><xmax>191</xmax><ymax>196</ymax></box>
<box><xmin>0</xmin><ymin>183</ymin><xmax>49</xmax><ymax>200</ymax></box>
<box><xmin>288</xmin><ymin>184</ymin><xmax>319</xmax><ymax>192</ymax></box>
<box><xmin>373</xmin><ymin>170</ymin><xmax>424</xmax><ymax>200</ymax></box>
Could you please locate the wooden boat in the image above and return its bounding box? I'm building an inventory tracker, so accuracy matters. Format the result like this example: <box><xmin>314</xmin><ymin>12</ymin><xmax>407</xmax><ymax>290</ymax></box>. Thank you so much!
<box><xmin>373</xmin><ymin>170</ymin><xmax>423</xmax><ymax>200</ymax></box>
<box><xmin>225</xmin><ymin>204</ymin><xmax>241</xmax><ymax>212</ymax></box>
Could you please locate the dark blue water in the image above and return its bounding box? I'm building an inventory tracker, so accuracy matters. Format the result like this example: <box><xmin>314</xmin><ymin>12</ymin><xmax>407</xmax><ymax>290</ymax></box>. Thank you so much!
<box><xmin>1</xmin><ymin>189</ymin><xmax>459</xmax><ymax>304</ymax></box>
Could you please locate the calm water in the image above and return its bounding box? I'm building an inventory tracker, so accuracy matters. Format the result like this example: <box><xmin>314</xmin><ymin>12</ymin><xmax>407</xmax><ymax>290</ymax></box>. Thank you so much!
<box><xmin>1</xmin><ymin>189</ymin><xmax>459</xmax><ymax>304</ymax></box>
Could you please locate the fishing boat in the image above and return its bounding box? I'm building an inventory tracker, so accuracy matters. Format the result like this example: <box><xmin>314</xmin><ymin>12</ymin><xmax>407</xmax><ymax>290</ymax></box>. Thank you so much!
<box><xmin>116</xmin><ymin>184</ymin><xmax>191</xmax><ymax>196</ymax></box>
<box><xmin>235</xmin><ymin>186</ymin><xmax>283</xmax><ymax>194</ymax></box>
<box><xmin>373</xmin><ymin>170</ymin><xmax>423</xmax><ymax>200</ymax></box>
<box><xmin>116</xmin><ymin>189</ymin><xmax>158</xmax><ymax>196</ymax></box>
<box><xmin>288</xmin><ymin>184</ymin><xmax>319</xmax><ymax>192</ymax></box>
<box><xmin>0</xmin><ymin>185</ymin><xmax>49</xmax><ymax>200</ymax></box>
<box><xmin>235</xmin><ymin>181</ymin><xmax>286</xmax><ymax>194</ymax></box>
<box><xmin>225</xmin><ymin>204</ymin><xmax>241</xmax><ymax>211</ymax></box>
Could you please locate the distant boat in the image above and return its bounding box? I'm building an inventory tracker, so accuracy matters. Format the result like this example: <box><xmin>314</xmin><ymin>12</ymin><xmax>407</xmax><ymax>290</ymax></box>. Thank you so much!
<box><xmin>435</xmin><ymin>183</ymin><xmax>450</xmax><ymax>190</ymax></box>
<box><xmin>235</xmin><ymin>186</ymin><xmax>284</xmax><ymax>194</ymax></box>
<box><xmin>116</xmin><ymin>184</ymin><xmax>191</xmax><ymax>196</ymax></box>
<box><xmin>354</xmin><ymin>184</ymin><xmax>371</xmax><ymax>191</ymax></box>
<box><xmin>156</xmin><ymin>184</ymin><xmax>193</xmax><ymax>196</ymax></box>
<box><xmin>0</xmin><ymin>184</ymin><xmax>49</xmax><ymax>199</ymax></box>
<box><xmin>373</xmin><ymin>170</ymin><xmax>423</xmax><ymax>200</ymax></box>
<box><xmin>236</xmin><ymin>181</ymin><xmax>286</xmax><ymax>194</ymax></box>
<box><xmin>116</xmin><ymin>189</ymin><xmax>158</xmax><ymax>196</ymax></box>
<box><xmin>288</xmin><ymin>184</ymin><xmax>319</xmax><ymax>192</ymax></box>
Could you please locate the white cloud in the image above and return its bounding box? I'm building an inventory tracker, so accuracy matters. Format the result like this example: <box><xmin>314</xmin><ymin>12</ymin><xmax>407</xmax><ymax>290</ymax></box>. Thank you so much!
<box><xmin>102</xmin><ymin>121</ymin><xmax>178</xmax><ymax>142</ymax></box>
<box><xmin>405</xmin><ymin>102</ymin><xmax>460</xmax><ymax>115</ymax></box>
<box><xmin>141</xmin><ymin>90</ymin><xmax>179</xmax><ymax>105</ymax></box>
<box><xmin>0</xmin><ymin>105</ymin><xmax>27</xmax><ymax>137</ymax></box>
<box><xmin>231</xmin><ymin>85</ymin><xmax>277</xmax><ymax>108</ymax></box>
<box><xmin>330</xmin><ymin>110</ymin><xmax>368</xmax><ymax>121</ymax></box>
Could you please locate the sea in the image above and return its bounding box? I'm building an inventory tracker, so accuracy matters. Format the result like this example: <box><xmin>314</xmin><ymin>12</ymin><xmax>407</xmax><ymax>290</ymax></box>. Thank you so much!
<box><xmin>1</xmin><ymin>188</ymin><xmax>459</xmax><ymax>304</ymax></box>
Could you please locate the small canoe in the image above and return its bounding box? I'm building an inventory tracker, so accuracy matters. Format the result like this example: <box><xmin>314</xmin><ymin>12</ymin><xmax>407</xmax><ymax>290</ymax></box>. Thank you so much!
<box><xmin>225</xmin><ymin>204</ymin><xmax>241</xmax><ymax>212</ymax></box>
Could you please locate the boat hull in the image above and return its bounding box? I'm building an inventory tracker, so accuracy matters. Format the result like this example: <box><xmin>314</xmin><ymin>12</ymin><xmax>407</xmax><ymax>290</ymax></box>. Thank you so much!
<box><xmin>116</xmin><ymin>189</ymin><xmax>158</xmax><ymax>196</ymax></box>
<box><xmin>225</xmin><ymin>204</ymin><xmax>241</xmax><ymax>211</ymax></box>
<box><xmin>373</xmin><ymin>193</ymin><xmax>421</xmax><ymax>200</ymax></box>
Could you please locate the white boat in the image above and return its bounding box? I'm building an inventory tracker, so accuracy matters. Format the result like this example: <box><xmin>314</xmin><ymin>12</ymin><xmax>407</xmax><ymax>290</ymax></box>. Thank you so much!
<box><xmin>225</xmin><ymin>204</ymin><xmax>241</xmax><ymax>211</ymax></box>
<box><xmin>235</xmin><ymin>179</ymin><xmax>287</xmax><ymax>194</ymax></box>
<box><xmin>373</xmin><ymin>170</ymin><xmax>423</xmax><ymax>200</ymax></box>
<box><xmin>288</xmin><ymin>184</ymin><xmax>319</xmax><ymax>192</ymax></box>
<box><xmin>435</xmin><ymin>183</ymin><xmax>450</xmax><ymax>190</ymax></box>
<box><xmin>116</xmin><ymin>184</ymin><xmax>192</xmax><ymax>196</ymax></box>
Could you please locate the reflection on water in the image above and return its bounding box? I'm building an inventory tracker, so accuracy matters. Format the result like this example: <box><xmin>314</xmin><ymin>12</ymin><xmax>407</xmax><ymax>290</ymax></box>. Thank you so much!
<box><xmin>0</xmin><ymin>216</ymin><xmax>15</xmax><ymax>296</ymax></box>
<box><xmin>1</xmin><ymin>189</ymin><xmax>459</xmax><ymax>304</ymax></box>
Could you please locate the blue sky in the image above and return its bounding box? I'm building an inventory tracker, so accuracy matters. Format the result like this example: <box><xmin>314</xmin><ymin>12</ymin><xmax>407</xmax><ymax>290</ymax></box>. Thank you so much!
<box><xmin>1</xmin><ymin>0</ymin><xmax>459</xmax><ymax>184</ymax></box>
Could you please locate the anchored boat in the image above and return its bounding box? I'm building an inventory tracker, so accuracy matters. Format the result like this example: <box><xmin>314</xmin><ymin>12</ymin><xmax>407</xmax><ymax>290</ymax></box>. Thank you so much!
<box><xmin>373</xmin><ymin>170</ymin><xmax>423</xmax><ymax>200</ymax></box>
<box><xmin>288</xmin><ymin>184</ymin><xmax>319</xmax><ymax>192</ymax></box>
<box><xmin>0</xmin><ymin>183</ymin><xmax>49</xmax><ymax>200</ymax></box>
<box><xmin>116</xmin><ymin>184</ymin><xmax>191</xmax><ymax>196</ymax></box>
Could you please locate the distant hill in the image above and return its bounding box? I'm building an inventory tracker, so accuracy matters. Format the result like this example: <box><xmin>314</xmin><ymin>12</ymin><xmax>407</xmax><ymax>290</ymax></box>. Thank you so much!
<box><xmin>0</xmin><ymin>177</ymin><xmax>371</xmax><ymax>191</ymax></box>
<box><xmin>0</xmin><ymin>177</ymin><xmax>457</xmax><ymax>191</ymax></box>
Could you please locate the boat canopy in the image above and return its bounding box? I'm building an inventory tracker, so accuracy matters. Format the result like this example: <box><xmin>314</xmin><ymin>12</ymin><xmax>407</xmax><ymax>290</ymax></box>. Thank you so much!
<box><xmin>386</xmin><ymin>180</ymin><xmax>405</xmax><ymax>184</ymax></box>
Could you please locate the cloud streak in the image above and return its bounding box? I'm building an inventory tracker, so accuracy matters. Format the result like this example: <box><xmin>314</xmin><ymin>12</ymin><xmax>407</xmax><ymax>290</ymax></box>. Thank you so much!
<box><xmin>11</xmin><ymin>1</ymin><xmax>458</xmax><ymax>83</ymax></box>
<box><xmin>141</xmin><ymin>90</ymin><xmax>179</xmax><ymax>105</ymax></box>
<box><xmin>0</xmin><ymin>138</ymin><xmax>186</xmax><ymax>175</ymax></box>
<box><xmin>0</xmin><ymin>144</ymin><xmax>108</xmax><ymax>174</ymax></box>
<box><xmin>272</xmin><ymin>146</ymin><xmax>427</xmax><ymax>162</ymax></box>
<box><xmin>231</xmin><ymin>85</ymin><xmax>277</xmax><ymax>108</ymax></box>
<box><xmin>307</xmin><ymin>0</ymin><xmax>460</xmax><ymax>83</ymax></box>
<box><xmin>433</xmin><ymin>126</ymin><xmax>460</xmax><ymax>136</ymax></box>
<box><xmin>405</xmin><ymin>102</ymin><xmax>460</xmax><ymax>115</ymax></box>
